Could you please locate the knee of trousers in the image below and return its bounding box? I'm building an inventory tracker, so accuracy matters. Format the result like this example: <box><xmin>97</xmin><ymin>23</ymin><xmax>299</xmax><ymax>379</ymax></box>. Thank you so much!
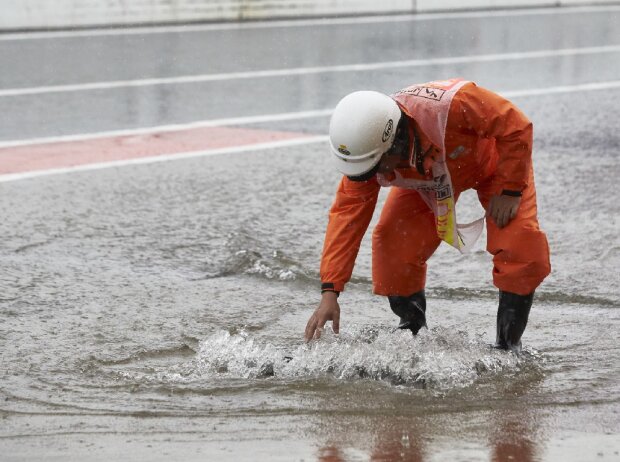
<box><xmin>489</xmin><ymin>227</ymin><xmax>551</xmax><ymax>295</ymax></box>
<box><xmin>371</xmin><ymin>223</ymin><xmax>432</xmax><ymax>296</ymax></box>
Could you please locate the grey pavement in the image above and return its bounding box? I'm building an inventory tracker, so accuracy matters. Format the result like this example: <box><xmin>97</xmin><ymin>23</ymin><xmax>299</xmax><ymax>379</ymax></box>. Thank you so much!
<box><xmin>0</xmin><ymin>5</ymin><xmax>620</xmax><ymax>141</ymax></box>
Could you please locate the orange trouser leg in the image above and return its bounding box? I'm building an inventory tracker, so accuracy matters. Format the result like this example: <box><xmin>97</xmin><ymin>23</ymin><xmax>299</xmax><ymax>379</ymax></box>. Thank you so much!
<box><xmin>477</xmin><ymin>167</ymin><xmax>551</xmax><ymax>295</ymax></box>
<box><xmin>372</xmin><ymin>187</ymin><xmax>440</xmax><ymax>296</ymax></box>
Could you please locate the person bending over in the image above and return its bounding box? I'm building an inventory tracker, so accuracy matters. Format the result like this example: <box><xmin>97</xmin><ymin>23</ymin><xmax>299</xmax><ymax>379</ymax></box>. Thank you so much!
<box><xmin>304</xmin><ymin>79</ymin><xmax>551</xmax><ymax>352</ymax></box>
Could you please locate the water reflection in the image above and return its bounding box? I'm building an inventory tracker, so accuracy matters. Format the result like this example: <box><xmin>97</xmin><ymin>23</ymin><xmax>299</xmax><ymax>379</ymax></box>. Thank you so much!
<box><xmin>313</xmin><ymin>373</ymin><xmax>544</xmax><ymax>462</ymax></box>
<box><xmin>315</xmin><ymin>408</ymin><xmax>538</xmax><ymax>462</ymax></box>
<box><xmin>369</xmin><ymin>428</ymin><xmax>425</xmax><ymax>462</ymax></box>
<box><xmin>318</xmin><ymin>446</ymin><xmax>346</xmax><ymax>462</ymax></box>
<box><xmin>490</xmin><ymin>418</ymin><xmax>537</xmax><ymax>462</ymax></box>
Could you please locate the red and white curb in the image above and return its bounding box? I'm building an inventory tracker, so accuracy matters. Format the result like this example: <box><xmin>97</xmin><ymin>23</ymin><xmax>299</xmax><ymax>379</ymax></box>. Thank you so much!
<box><xmin>0</xmin><ymin>126</ymin><xmax>328</xmax><ymax>183</ymax></box>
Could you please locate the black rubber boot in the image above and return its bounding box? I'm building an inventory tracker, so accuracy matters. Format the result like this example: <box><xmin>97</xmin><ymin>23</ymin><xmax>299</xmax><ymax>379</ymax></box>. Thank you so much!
<box><xmin>495</xmin><ymin>290</ymin><xmax>534</xmax><ymax>353</ymax></box>
<box><xmin>388</xmin><ymin>290</ymin><xmax>427</xmax><ymax>335</ymax></box>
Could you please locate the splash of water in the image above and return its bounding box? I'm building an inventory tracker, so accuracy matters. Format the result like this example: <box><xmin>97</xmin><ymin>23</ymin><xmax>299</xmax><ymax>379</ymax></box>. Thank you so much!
<box><xmin>122</xmin><ymin>326</ymin><xmax>541</xmax><ymax>390</ymax></box>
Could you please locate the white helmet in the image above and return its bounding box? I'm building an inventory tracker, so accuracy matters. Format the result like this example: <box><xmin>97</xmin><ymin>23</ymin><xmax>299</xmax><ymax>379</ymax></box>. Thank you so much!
<box><xmin>329</xmin><ymin>91</ymin><xmax>402</xmax><ymax>178</ymax></box>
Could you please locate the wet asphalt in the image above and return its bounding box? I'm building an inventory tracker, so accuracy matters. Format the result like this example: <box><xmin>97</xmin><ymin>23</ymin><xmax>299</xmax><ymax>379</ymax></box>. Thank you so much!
<box><xmin>1</xmin><ymin>6</ymin><xmax>620</xmax><ymax>140</ymax></box>
<box><xmin>1</xmin><ymin>5</ymin><xmax>620</xmax><ymax>462</ymax></box>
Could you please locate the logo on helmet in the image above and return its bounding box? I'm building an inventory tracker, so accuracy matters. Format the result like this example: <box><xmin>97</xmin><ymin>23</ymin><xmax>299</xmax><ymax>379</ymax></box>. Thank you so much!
<box><xmin>382</xmin><ymin>119</ymin><xmax>394</xmax><ymax>142</ymax></box>
<box><xmin>338</xmin><ymin>144</ymin><xmax>351</xmax><ymax>156</ymax></box>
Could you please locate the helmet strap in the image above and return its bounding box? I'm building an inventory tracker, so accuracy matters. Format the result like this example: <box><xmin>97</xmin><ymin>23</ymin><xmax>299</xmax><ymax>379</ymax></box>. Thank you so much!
<box><xmin>412</xmin><ymin>125</ymin><xmax>426</xmax><ymax>175</ymax></box>
<box><xmin>387</xmin><ymin>115</ymin><xmax>410</xmax><ymax>162</ymax></box>
<box><xmin>411</xmin><ymin>125</ymin><xmax>434</xmax><ymax>176</ymax></box>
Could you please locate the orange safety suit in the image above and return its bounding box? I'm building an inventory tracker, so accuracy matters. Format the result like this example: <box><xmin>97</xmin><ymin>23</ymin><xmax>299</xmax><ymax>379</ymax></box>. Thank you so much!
<box><xmin>320</xmin><ymin>81</ymin><xmax>551</xmax><ymax>297</ymax></box>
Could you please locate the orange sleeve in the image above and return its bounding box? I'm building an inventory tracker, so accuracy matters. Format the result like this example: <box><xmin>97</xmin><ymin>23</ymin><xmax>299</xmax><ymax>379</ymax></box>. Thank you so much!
<box><xmin>320</xmin><ymin>176</ymin><xmax>381</xmax><ymax>292</ymax></box>
<box><xmin>453</xmin><ymin>83</ymin><xmax>533</xmax><ymax>192</ymax></box>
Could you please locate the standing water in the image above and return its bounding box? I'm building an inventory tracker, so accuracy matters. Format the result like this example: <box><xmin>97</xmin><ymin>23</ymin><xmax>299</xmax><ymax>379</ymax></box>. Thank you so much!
<box><xmin>1</xmin><ymin>7</ymin><xmax>620</xmax><ymax>461</ymax></box>
<box><xmin>1</xmin><ymin>108</ymin><xmax>618</xmax><ymax>459</ymax></box>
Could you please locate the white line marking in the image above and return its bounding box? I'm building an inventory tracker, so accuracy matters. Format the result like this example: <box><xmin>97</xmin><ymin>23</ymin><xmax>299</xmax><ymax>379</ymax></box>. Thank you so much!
<box><xmin>0</xmin><ymin>136</ymin><xmax>329</xmax><ymax>183</ymax></box>
<box><xmin>502</xmin><ymin>80</ymin><xmax>620</xmax><ymax>98</ymax></box>
<box><xmin>0</xmin><ymin>5</ymin><xmax>618</xmax><ymax>41</ymax></box>
<box><xmin>2</xmin><ymin>44</ymin><xmax>620</xmax><ymax>98</ymax></box>
<box><xmin>0</xmin><ymin>109</ymin><xmax>333</xmax><ymax>148</ymax></box>
<box><xmin>1</xmin><ymin>79</ymin><xmax>620</xmax><ymax>150</ymax></box>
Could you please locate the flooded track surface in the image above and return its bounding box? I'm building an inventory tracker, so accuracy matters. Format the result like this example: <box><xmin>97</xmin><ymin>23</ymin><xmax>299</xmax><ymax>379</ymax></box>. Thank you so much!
<box><xmin>1</xmin><ymin>5</ymin><xmax>619</xmax><ymax>461</ymax></box>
